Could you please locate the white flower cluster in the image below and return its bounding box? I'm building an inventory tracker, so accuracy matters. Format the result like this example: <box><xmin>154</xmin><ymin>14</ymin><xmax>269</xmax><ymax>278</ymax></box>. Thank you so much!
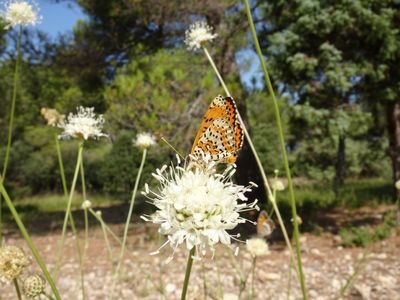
<box><xmin>58</xmin><ymin>106</ymin><xmax>107</xmax><ymax>140</ymax></box>
<box><xmin>142</xmin><ymin>156</ymin><xmax>258</xmax><ymax>261</ymax></box>
<box><xmin>2</xmin><ymin>0</ymin><xmax>41</xmax><ymax>29</ymax></box>
<box><xmin>134</xmin><ymin>132</ymin><xmax>156</xmax><ymax>149</ymax></box>
<box><xmin>184</xmin><ymin>21</ymin><xmax>217</xmax><ymax>51</ymax></box>
<box><xmin>246</xmin><ymin>237</ymin><xmax>269</xmax><ymax>257</ymax></box>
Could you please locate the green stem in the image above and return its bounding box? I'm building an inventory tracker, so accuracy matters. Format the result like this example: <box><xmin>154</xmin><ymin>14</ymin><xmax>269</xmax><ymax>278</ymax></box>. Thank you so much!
<box><xmin>0</xmin><ymin>25</ymin><xmax>23</xmax><ymax>245</ymax></box>
<box><xmin>99</xmin><ymin>213</ymin><xmax>113</xmax><ymax>264</ymax></box>
<box><xmin>53</xmin><ymin>143</ymin><xmax>83</xmax><ymax>278</ymax></box>
<box><xmin>55</xmin><ymin>135</ymin><xmax>68</xmax><ymax>196</ymax></box>
<box><xmin>336</xmin><ymin>250</ymin><xmax>370</xmax><ymax>299</ymax></box>
<box><xmin>0</xmin><ymin>181</ymin><xmax>61</xmax><ymax>299</ymax></box>
<box><xmin>109</xmin><ymin>149</ymin><xmax>147</xmax><ymax>300</ymax></box>
<box><xmin>243</xmin><ymin>1</ymin><xmax>308</xmax><ymax>298</ymax></box>
<box><xmin>80</xmin><ymin>159</ymin><xmax>89</xmax><ymax>251</ymax></box>
<box><xmin>13</xmin><ymin>278</ymin><xmax>22</xmax><ymax>300</ymax></box>
<box><xmin>202</xmin><ymin>46</ymin><xmax>300</xmax><ymax>279</ymax></box>
<box><xmin>55</xmin><ymin>136</ymin><xmax>86</xmax><ymax>299</ymax></box>
<box><xmin>180</xmin><ymin>247</ymin><xmax>195</xmax><ymax>300</ymax></box>
<box><xmin>250</xmin><ymin>257</ymin><xmax>257</xmax><ymax>300</ymax></box>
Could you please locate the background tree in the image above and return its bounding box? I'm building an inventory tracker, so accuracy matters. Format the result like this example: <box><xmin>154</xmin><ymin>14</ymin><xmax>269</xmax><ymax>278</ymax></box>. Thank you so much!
<box><xmin>258</xmin><ymin>0</ymin><xmax>397</xmax><ymax>190</ymax></box>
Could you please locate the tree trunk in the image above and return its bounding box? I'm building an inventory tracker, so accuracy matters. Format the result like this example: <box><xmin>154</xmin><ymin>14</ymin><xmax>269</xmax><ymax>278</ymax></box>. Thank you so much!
<box><xmin>333</xmin><ymin>135</ymin><xmax>346</xmax><ymax>196</ymax></box>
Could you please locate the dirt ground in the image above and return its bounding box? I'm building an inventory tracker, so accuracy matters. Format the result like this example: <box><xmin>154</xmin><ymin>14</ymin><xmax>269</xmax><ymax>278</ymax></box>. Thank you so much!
<box><xmin>0</xmin><ymin>206</ymin><xmax>399</xmax><ymax>300</ymax></box>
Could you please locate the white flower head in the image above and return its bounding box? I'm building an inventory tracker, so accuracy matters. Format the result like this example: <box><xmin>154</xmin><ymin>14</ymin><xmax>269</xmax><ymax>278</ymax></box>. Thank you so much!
<box><xmin>58</xmin><ymin>106</ymin><xmax>107</xmax><ymax>140</ymax></box>
<box><xmin>0</xmin><ymin>245</ymin><xmax>30</xmax><ymax>283</ymax></box>
<box><xmin>81</xmin><ymin>200</ymin><xmax>92</xmax><ymax>209</ymax></box>
<box><xmin>246</xmin><ymin>237</ymin><xmax>269</xmax><ymax>257</ymax></box>
<box><xmin>142</xmin><ymin>156</ymin><xmax>258</xmax><ymax>261</ymax></box>
<box><xmin>184</xmin><ymin>21</ymin><xmax>217</xmax><ymax>51</ymax></box>
<box><xmin>134</xmin><ymin>132</ymin><xmax>157</xmax><ymax>149</ymax></box>
<box><xmin>395</xmin><ymin>180</ymin><xmax>400</xmax><ymax>190</ymax></box>
<box><xmin>2</xmin><ymin>0</ymin><xmax>42</xmax><ymax>29</ymax></box>
<box><xmin>270</xmin><ymin>178</ymin><xmax>285</xmax><ymax>191</ymax></box>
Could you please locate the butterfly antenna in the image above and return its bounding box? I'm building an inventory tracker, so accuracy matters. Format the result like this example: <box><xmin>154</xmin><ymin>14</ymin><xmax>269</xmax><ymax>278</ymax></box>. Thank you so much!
<box><xmin>160</xmin><ymin>137</ymin><xmax>185</xmax><ymax>159</ymax></box>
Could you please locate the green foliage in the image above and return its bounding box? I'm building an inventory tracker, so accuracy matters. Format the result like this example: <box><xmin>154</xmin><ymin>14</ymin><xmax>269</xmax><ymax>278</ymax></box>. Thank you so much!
<box><xmin>339</xmin><ymin>211</ymin><xmax>396</xmax><ymax>247</ymax></box>
<box><xmin>105</xmin><ymin>48</ymin><xmax>220</xmax><ymax>153</ymax></box>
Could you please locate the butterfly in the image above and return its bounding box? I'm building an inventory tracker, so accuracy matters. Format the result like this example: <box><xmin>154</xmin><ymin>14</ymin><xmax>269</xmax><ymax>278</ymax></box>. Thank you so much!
<box><xmin>191</xmin><ymin>95</ymin><xmax>244</xmax><ymax>164</ymax></box>
<box><xmin>257</xmin><ymin>210</ymin><xmax>275</xmax><ymax>238</ymax></box>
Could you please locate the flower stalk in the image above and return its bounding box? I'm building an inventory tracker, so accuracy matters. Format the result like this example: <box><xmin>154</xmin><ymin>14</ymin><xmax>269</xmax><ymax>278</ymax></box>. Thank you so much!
<box><xmin>180</xmin><ymin>247</ymin><xmax>195</xmax><ymax>300</ymax></box>
<box><xmin>0</xmin><ymin>25</ymin><xmax>22</xmax><ymax>244</ymax></box>
<box><xmin>53</xmin><ymin>142</ymin><xmax>86</xmax><ymax>299</ymax></box>
<box><xmin>13</xmin><ymin>278</ymin><xmax>22</xmax><ymax>300</ymax></box>
<box><xmin>109</xmin><ymin>148</ymin><xmax>147</xmax><ymax>299</ymax></box>
<box><xmin>202</xmin><ymin>44</ymin><xmax>300</xmax><ymax>279</ymax></box>
<box><xmin>243</xmin><ymin>1</ymin><xmax>308</xmax><ymax>298</ymax></box>
<box><xmin>0</xmin><ymin>181</ymin><xmax>61</xmax><ymax>300</ymax></box>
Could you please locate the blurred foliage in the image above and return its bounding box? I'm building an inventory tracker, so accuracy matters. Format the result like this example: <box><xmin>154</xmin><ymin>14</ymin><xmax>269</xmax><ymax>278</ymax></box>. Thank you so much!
<box><xmin>104</xmin><ymin>48</ymin><xmax>220</xmax><ymax>153</ymax></box>
<box><xmin>0</xmin><ymin>0</ymin><xmax>397</xmax><ymax>205</ymax></box>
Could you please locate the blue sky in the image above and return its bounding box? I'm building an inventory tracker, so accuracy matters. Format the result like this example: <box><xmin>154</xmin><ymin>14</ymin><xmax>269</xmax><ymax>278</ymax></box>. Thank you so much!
<box><xmin>36</xmin><ymin>0</ymin><xmax>85</xmax><ymax>37</ymax></box>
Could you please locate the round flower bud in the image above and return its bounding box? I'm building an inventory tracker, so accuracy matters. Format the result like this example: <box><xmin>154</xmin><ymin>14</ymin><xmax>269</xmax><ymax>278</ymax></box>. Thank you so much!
<box><xmin>23</xmin><ymin>274</ymin><xmax>45</xmax><ymax>298</ymax></box>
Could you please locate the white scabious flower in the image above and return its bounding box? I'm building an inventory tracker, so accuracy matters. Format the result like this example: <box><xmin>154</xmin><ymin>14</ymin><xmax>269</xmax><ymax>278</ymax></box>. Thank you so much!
<box><xmin>134</xmin><ymin>132</ymin><xmax>157</xmax><ymax>149</ymax></box>
<box><xmin>395</xmin><ymin>180</ymin><xmax>400</xmax><ymax>190</ymax></box>
<box><xmin>2</xmin><ymin>0</ymin><xmax>42</xmax><ymax>29</ymax></box>
<box><xmin>270</xmin><ymin>178</ymin><xmax>285</xmax><ymax>191</ymax></box>
<box><xmin>58</xmin><ymin>106</ymin><xmax>107</xmax><ymax>140</ymax></box>
<box><xmin>81</xmin><ymin>200</ymin><xmax>92</xmax><ymax>209</ymax></box>
<box><xmin>246</xmin><ymin>237</ymin><xmax>269</xmax><ymax>257</ymax></box>
<box><xmin>142</xmin><ymin>156</ymin><xmax>258</xmax><ymax>261</ymax></box>
<box><xmin>184</xmin><ymin>21</ymin><xmax>217</xmax><ymax>51</ymax></box>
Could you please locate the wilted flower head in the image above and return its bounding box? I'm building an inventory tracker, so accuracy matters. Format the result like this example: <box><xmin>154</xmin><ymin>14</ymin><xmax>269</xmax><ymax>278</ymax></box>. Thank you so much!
<box><xmin>23</xmin><ymin>274</ymin><xmax>45</xmax><ymax>298</ymax></box>
<box><xmin>134</xmin><ymin>132</ymin><xmax>157</xmax><ymax>149</ymax></box>
<box><xmin>81</xmin><ymin>199</ymin><xmax>92</xmax><ymax>209</ymax></box>
<box><xmin>184</xmin><ymin>21</ymin><xmax>217</xmax><ymax>51</ymax></box>
<box><xmin>58</xmin><ymin>106</ymin><xmax>107</xmax><ymax>140</ymax></box>
<box><xmin>0</xmin><ymin>245</ymin><xmax>30</xmax><ymax>283</ymax></box>
<box><xmin>142</xmin><ymin>156</ymin><xmax>258</xmax><ymax>261</ymax></box>
<box><xmin>2</xmin><ymin>0</ymin><xmax>41</xmax><ymax>29</ymax></box>
<box><xmin>40</xmin><ymin>107</ymin><xmax>65</xmax><ymax>127</ymax></box>
<box><xmin>246</xmin><ymin>237</ymin><xmax>269</xmax><ymax>257</ymax></box>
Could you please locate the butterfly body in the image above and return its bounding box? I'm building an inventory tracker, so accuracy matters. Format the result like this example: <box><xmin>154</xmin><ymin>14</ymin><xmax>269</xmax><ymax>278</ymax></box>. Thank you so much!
<box><xmin>191</xmin><ymin>95</ymin><xmax>243</xmax><ymax>164</ymax></box>
<box><xmin>257</xmin><ymin>210</ymin><xmax>275</xmax><ymax>238</ymax></box>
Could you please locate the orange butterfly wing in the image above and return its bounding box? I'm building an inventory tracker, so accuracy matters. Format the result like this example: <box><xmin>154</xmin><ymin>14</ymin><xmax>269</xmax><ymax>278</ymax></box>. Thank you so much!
<box><xmin>191</xmin><ymin>95</ymin><xmax>243</xmax><ymax>164</ymax></box>
<box><xmin>257</xmin><ymin>210</ymin><xmax>275</xmax><ymax>237</ymax></box>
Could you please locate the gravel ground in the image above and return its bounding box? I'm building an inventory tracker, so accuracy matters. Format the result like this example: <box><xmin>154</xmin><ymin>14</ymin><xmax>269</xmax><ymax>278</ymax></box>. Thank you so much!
<box><xmin>1</xmin><ymin>221</ymin><xmax>399</xmax><ymax>300</ymax></box>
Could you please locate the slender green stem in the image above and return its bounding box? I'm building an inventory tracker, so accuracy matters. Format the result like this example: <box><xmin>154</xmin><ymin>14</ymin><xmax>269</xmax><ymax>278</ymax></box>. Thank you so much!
<box><xmin>55</xmin><ymin>136</ymin><xmax>86</xmax><ymax>298</ymax></box>
<box><xmin>202</xmin><ymin>46</ymin><xmax>299</xmax><ymax>278</ymax></box>
<box><xmin>80</xmin><ymin>159</ymin><xmax>89</xmax><ymax>251</ymax></box>
<box><xmin>53</xmin><ymin>143</ymin><xmax>83</xmax><ymax>278</ymax></box>
<box><xmin>180</xmin><ymin>247</ymin><xmax>195</xmax><ymax>300</ymax></box>
<box><xmin>0</xmin><ymin>25</ymin><xmax>23</xmax><ymax>245</ymax></box>
<box><xmin>336</xmin><ymin>250</ymin><xmax>370</xmax><ymax>299</ymax></box>
<box><xmin>215</xmin><ymin>254</ymin><xmax>224</xmax><ymax>299</ymax></box>
<box><xmin>89</xmin><ymin>208</ymin><xmax>121</xmax><ymax>244</ymax></box>
<box><xmin>42</xmin><ymin>292</ymin><xmax>56</xmax><ymax>300</ymax></box>
<box><xmin>0</xmin><ymin>181</ymin><xmax>61</xmax><ymax>300</ymax></box>
<box><xmin>99</xmin><ymin>213</ymin><xmax>113</xmax><ymax>263</ymax></box>
<box><xmin>250</xmin><ymin>257</ymin><xmax>257</xmax><ymax>300</ymax></box>
<box><xmin>13</xmin><ymin>278</ymin><xmax>22</xmax><ymax>300</ymax></box>
<box><xmin>243</xmin><ymin>1</ymin><xmax>308</xmax><ymax>298</ymax></box>
<box><xmin>55</xmin><ymin>135</ymin><xmax>68</xmax><ymax>196</ymax></box>
<box><xmin>109</xmin><ymin>149</ymin><xmax>147</xmax><ymax>300</ymax></box>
